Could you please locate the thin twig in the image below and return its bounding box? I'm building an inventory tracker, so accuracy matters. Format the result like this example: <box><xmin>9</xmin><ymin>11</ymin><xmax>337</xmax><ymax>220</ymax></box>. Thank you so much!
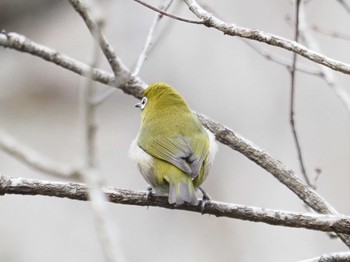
<box><xmin>2</xmin><ymin>176</ymin><xmax>350</xmax><ymax>235</ymax></box>
<box><xmin>302</xmin><ymin>7</ymin><xmax>350</xmax><ymax>114</ymax></box>
<box><xmin>312</xmin><ymin>25</ymin><xmax>350</xmax><ymax>41</ymax></box>
<box><xmin>290</xmin><ymin>0</ymin><xmax>311</xmax><ymax>186</ymax></box>
<box><xmin>133</xmin><ymin>0</ymin><xmax>203</xmax><ymax>24</ymax></box>
<box><xmin>243</xmin><ymin>40</ymin><xmax>323</xmax><ymax>76</ymax></box>
<box><xmin>132</xmin><ymin>0</ymin><xmax>174</xmax><ymax>77</ymax></box>
<box><xmin>182</xmin><ymin>0</ymin><xmax>350</xmax><ymax>75</ymax></box>
<box><xmin>291</xmin><ymin>9</ymin><xmax>350</xmax><ymax>116</ymax></box>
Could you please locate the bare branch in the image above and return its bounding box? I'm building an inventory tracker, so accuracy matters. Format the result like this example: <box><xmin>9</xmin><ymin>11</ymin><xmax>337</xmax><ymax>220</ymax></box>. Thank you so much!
<box><xmin>2</xmin><ymin>175</ymin><xmax>350</xmax><ymax>236</ymax></box>
<box><xmin>243</xmin><ymin>40</ymin><xmax>323</xmax><ymax>76</ymax></box>
<box><xmin>312</xmin><ymin>25</ymin><xmax>350</xmax><ymax>41</ymax></box>
<box><xmin>133</xmin><ymin>0</ymin><xmax>203</xmax><ymax>24</ymax></box>
<box><xmin>192</xmin><ymin>2</ymin><xmax>324</xmax><ymax>77</ymax></box>
<box><xmin>197</xmin><ymin>114</ymin><xmax>332</xmax><ymax>214</ymax></box>
<box><xmin>196</xmin><ymin>113</ymin><xmax>350</xmax><ymax>246</ymax></box>
<box><xmin>182</xmin><ymin>0</ymin><xmax>350</xmax><ymax>75</ymax></box>
<box><xmin>299</xmin><ymin>251</ymin><xmax>350</xmax><ymax>262</ymax></box>
<box><xmin>68</xmin><ymin>0</ymin><xmax>128</xmax><ymax>82</ymax></box>
<box><xmin>132</xmin><ymin>0</ymin><xmax>174</xmax><ymax>77</ymax></box>
<box><xmin>337</xmin><ymin>0</ymin><xmax>350</xmax><ymax>15</ymax></box>
<box><xmin>0</xmin><ymin>31</ymin><xmax>146</xmax><ymax>98</ymax></box>
<box><xmin>0</xmin><ymin>31</ymin><xmax>113</xmax><ymax>84</ymax></box>
<box><xmin>0</xmin><ymin>131</ymin><xmax>80</xmax><ymax>179</ymax></box>
<box><xmin>298</xmin><ymin>7</ymin><xmax>350</xmax><ymax>116</ymax></box>
<box><xmin>93</xmin><ymin>0</ymin><xmax>175</xmax><ymax>106</ymax></box>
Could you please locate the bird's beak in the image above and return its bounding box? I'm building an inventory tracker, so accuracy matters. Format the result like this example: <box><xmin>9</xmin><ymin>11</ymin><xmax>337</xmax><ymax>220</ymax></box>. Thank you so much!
<box><xmin>135</xmin><ymin>101</ymin><xmax>142</xmax><ymax>108</ymax></box>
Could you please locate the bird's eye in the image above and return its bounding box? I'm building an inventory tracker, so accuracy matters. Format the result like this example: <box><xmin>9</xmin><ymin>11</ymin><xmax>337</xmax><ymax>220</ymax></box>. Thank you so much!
<box><xmin>140</xmin><ymin>97</ymin><xmax>148</xmax><ymax>109</ymax></box>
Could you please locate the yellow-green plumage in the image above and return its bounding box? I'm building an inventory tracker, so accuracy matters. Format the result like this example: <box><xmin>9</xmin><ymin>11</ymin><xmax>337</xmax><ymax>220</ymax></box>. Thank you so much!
<box><xmin>130</xmin><ymin>82</ymin><xmax>216</xmax><ymax>205</ymax></box>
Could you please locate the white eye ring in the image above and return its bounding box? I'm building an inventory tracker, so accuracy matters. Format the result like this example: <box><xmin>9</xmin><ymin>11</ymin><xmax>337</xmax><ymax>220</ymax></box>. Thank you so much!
<box><xmin>140</xmin><ymin>97</ymin><xmax>148</xmax><ymax>109</ymax></box>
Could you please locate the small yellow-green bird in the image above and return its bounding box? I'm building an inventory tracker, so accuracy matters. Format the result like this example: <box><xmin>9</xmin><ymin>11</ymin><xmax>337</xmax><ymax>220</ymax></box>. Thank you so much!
<box><xmin>129</xmin><ymin>82</ymin><xmax>217</xmax><ymax>205</ymax></box>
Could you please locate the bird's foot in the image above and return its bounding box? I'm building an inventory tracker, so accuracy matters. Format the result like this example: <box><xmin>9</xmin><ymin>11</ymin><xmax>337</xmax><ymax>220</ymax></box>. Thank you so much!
<box><xmin>146</xmin><ymin>185</ymin><xmax>153</xmax><ymax>199</ymax></box>
<box><xmin>198</xmin><ymin>187</ymin><xmax>211</xmax><ymax>214</ymax></box>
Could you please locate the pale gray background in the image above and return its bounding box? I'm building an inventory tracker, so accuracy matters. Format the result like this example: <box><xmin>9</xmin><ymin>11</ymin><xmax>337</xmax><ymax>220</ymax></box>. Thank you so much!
<box><xmin>1</xmin><ymin>1</ymin><xmax>350</xmax><ymax>261</ymax></box>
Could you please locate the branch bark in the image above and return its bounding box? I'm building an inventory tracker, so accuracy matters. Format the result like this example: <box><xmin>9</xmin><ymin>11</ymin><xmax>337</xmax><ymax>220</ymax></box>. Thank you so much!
<box><xmin>0</xmin><ymin>31</ymin><xmax>146</xmax><ymax>98</ymax></box>
<box><xmin>0</xmin><ymin>130</ymin><xmax>81</xmax><ymax>179</ymax></box>
<box><xmin>182</xmin><ymin>0</ymin><xmax>350</xmax><ymax>75</ymax></box>
<box><xmin>196</xmin><ymin>114</ymin><xmax>350</xmax><ymax>246</ymax></box>
<box><xmin>299</xmin><ymin>251</ymin><xmax>350</xmax><ymax>262</ymax></box>
<box><xmin>1</xmin><ymin>175</ymin><xmax>350</xmax><ymax>236</ymax></box>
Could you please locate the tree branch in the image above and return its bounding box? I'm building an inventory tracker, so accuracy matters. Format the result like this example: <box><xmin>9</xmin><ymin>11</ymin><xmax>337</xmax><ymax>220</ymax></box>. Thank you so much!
<box><xmin>0</xmin><ymin>31</ymin><xmax>145</xmax><ymax>98</ymax></box>
<box><xmin>0</xmin><ymin>32</ymin><xmax>112</xmax><ymax>84</ymax></box>
<box><xmin>182</xmin><ymin>0</ymin><xmax>350</xmax><ymax>75</ymax></box>
<box><xmin>68</xmin><ymin>0</ymin><xmax>128</xmax><ymax>81</ymax></box>
<box><xmin>243</xmin><ymin>39</ymin><xmax>323</xmax><ymax>76</ymax></box>
<box><xmin>93</xmin><ymin>0</ymin><xmax>175</xmax><ymax>106</ymax></box>
<box><xmin>196</xmin><ymin>114</ymin><xmax>350</xmax><ymax>246</ymax></box>
<box><xmin>1</xmin><ymin>175</ymin><xmax>350</xmax><ymax>236</ymax></box>
<box><xmin>298</xmin><ymin>7</ymin><xmax>350</xmax><ymax>116</ymax></box>
<box><xmin>299</xmin><ymin>251</ymin><xmax>350</xmax><ymax>262</ymax></box>
<box><xmin>0</xmin><ymin>130</ymin><xmax>81</xmax><ymax>179</ymax></box>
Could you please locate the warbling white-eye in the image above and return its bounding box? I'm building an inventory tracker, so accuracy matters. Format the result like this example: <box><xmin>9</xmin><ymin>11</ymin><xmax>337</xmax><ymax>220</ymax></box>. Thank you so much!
<box><xmin>129</xmin><ymin>82</ymin><xmax>217</xmax><ymax>205</ymax></box>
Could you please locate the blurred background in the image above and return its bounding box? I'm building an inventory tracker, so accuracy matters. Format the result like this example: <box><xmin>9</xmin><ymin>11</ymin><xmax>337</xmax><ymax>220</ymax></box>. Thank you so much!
<box><xmin>1</xmin><ymin>0</ymin><xmax>350</xmax><ymax>261</ymax></box>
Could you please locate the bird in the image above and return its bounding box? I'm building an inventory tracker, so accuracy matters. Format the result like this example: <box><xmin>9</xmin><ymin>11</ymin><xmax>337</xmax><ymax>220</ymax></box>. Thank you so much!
<box><xmin>129</xmin><ymin>82</ymin><xmax>217</xmax><ymax>205</ymax></box>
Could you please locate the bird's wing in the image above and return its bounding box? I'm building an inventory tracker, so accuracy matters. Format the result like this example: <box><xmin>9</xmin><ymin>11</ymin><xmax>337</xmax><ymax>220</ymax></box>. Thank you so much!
<box><xmin>139</xmin><ymin>135</ymin><xmax>208</xmax><ymax>178</ymax></box>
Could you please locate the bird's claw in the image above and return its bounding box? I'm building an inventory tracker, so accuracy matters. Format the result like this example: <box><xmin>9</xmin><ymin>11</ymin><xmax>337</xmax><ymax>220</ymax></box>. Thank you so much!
<box><xmin>199</xmin><ymin>187</ymin><xmax>211</xmax><ymax>214</ymax></box>
<box><xmin>146</xmin><ymin>185</ymin><xmax>153</xmax><ymax>199</ymax></box>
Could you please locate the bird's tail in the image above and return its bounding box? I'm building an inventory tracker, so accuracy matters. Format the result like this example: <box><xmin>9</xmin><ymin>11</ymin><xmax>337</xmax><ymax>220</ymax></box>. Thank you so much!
<box><xmin>166</xmin><ymin>176</ymin><xmax>199</xmax><ymax>206</ymax></box>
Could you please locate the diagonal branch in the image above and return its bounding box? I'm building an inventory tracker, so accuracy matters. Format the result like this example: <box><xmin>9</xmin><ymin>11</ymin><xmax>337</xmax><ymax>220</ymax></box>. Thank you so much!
<box><xmin>1</xmin><ymin>176</ymin><xmax>350</xmax><ymax>236</ymax></box>
<box><xmin>0</xmin><ymin>31</ymin><xmax>146</xmax><ymax>98</ymax></box>
<box><xmin>196</xmin><ymin>114</ymin><xmax>350</xmax><ymax>246</ymax></box>
<box><xmin>337</xmin><ymin>0</ymin><xmax>350</xmax><ymax>15</ymax></box>
<box><xmin>132</xmin><ymin>0</ymin><xmax>175</xmax><ymax>77</ymax></box>
<box><xmin>182</xmin><ymin>0</ymin><xmax>350</xmax><ymax>75</ymax></box>
<box><xmin>0</xmin><ymin>31</ymin><xmax>113</xmax><ymax>84</ymax></box>
<box><xmin>0</xmin><ymin>130</ymin><xmax>81</xmax><ymax>179</ymax></box>
<box><xmin>68</xmin><ymin>0</ymin><xmax>128</xmax><ymax>81</ymax></box>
